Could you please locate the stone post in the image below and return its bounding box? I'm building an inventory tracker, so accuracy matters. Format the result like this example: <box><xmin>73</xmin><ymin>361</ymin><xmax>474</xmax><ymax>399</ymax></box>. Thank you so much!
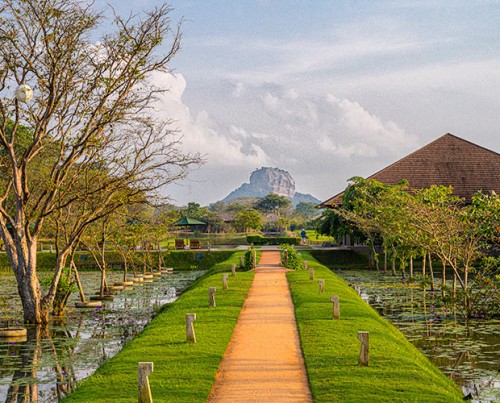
<box><xmin>222</xmin><ymin>274</ymin><xmax>228</xmax><ymax>290</ymax></box>
<box><xmin>318</xmin><ymin>279</ymin><xmax>325</xmax><ymax>294</ymax></box>
<box><xmin>358</xmin><ymin>331</ymin><xmax>369</xmax><ymax>366</ymax></box>
<box><xmin>209</xmin><ymin>287</ymin><xmax>216</xmax><ymax>308</ymax></box>
<box><xmin>309</xmin><ymin>268</ymin><xmax>314</xmax><ymax>281</ymax></box>
<box><xmin>304</xmin><ymin>261</ymin><xmax>308</xmax><ymax>271</ymax></box>
<box><xmin>138</xmin><ymin>362</ymin><xmax>154</xmax><ymax>403</ymax></box>
<box><xmin>330</xmin><ymin>295</ymin><xmax>340</xmax><ymax>320</ymax></box>
<box><xmin>186</xmin><ymin>313</ymin><xmax>197</xmax><ymax>343</ymax></box>
<box><xmin>252</xmin><ymin>250</ymin><xmax>257</xmax><ymax>269</ymax></box>
<box><xmin>231</xmin><ymin>263</ymin><xmax>236</xmax><ymax>277</ymax></box>
<box><xmin>239</xmin><ymin>256</ymin><xmax>243</xmax><ymax>269</ymax></box>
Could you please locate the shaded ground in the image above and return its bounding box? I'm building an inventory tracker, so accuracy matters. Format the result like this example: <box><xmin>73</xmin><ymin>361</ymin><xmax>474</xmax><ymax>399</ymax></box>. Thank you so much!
<box><xmin>208</xmin><ymin>250</ymin><xmax>312</xmax><ymax>402</ymax></box>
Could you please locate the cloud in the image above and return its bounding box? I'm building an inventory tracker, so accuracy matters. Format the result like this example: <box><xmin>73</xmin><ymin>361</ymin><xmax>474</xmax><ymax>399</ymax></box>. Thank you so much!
<box><xmin>153</xmin><ymin>74</ymin><xmax>418</xmax><ymax>204</ymax></box>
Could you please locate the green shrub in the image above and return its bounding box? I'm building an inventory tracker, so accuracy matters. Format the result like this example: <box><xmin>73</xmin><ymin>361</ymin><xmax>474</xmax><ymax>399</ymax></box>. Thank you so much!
<box><xmin>280</xmin><ymin>244</ymin><xmax>303</xmax><ymax>270</ymax></box>
<box><xmin>246</xmin><ymin>234</ymin><xmax>300</xmax><ymax>246</ymax></box>
<box><xmin>243</xmin><ymin>248</ymin><xmax>255</xmax><ymax>271</ymax></box>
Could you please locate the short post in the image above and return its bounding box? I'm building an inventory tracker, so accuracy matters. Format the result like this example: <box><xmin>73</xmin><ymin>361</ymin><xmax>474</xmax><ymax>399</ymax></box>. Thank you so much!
<box><xmin>239</xmin><ymin>256</ymin><xmax>243</xmax><ymax>269</ymax></box>
<box><xmin>231</xmin><ymin>263</ymin><xmax>236</xmax><ymax>277</ymax></box>
<box><xmin>304</xmin><ymin>261</ymin><xmax>308</xmax><ymax>271</ymax></box>
<box><xmin>186</xmin><ymin>313</ymin><xmax>197</xmax><ymax>343</ymax></box>
<box><xmin>318</xmin><ymin>279</ymin><xmax>325</xmax><ymax>294</ymax></box>
<box><xmin>358</xmin><ymin>331</ymin><xmax>370</xmax><ymax>366</ymax></box>
<box><xmin>284</xmin><ymin>250</ymin><xmax>288</xmax><ymax>265</ymax></box>
<box><xmin>309</xmin><ymin>268</ymin><xmax>314</xmax><ymax>281</ymax></box>
<box><xmin>222</xmin><ymin>274</ymin><xmax>228</xmax><ymax>290</ymax></box>
<box><xmin>330</xmin><ymin>295</ymin><xmax>340</xmax><ymax>320</ymax></box>
<box><xmin>208</xmin><ymin>287</ymin><xmax>216</xmax><ymax>308</ymax></box>
<box><xmin>138</xmin><ymin>362</ymin><xmax>154</xmax><ymax>403</ymax></box>
<box><xmin>252</xmin><ymin>250</ymin><xmax>257</xmax><ymax>269</ymax></box>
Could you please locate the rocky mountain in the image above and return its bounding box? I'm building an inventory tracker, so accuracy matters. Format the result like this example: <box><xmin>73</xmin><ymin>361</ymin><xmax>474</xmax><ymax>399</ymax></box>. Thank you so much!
<box><xmin>223</xmin><ymin>167</ymin><xmax>320</xmax><ymax>206</ymax></box>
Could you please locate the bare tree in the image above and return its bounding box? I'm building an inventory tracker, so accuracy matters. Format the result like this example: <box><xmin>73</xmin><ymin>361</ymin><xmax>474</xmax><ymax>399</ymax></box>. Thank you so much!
<box><xmin>0</xmin><ymin>0</ymin><xmax>201</xmax><ymax>324</ymax></box>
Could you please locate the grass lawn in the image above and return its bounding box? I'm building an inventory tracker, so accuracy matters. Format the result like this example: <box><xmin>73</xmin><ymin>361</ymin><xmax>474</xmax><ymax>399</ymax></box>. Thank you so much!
<box><xmin>63</xmin><ymin>252</ymin><xmax>254</xmax><ymax>403</ymax></box>
<box><xmin>288</xmin><ymin>251</ymin><xmax>464</xmax><ymax>403</ymax></box>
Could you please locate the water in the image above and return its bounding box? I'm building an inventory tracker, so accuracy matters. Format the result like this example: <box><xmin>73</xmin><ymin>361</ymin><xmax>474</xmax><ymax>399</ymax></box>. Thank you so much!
<box><xmin>335</xmin><ymin>269</ymin><xmax>500</xmax><ymax>403</ymax></box>
<box><xmin>0</xmin><ymin>270</ymin><xmax>205</xmax><ymax>402</ymax></box>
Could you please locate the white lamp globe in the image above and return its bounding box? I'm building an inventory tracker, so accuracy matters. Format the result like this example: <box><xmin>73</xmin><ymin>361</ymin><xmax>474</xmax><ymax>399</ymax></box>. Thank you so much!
<box><xmin>15</xmin><ymin>84</ymin><xmax>33</xmax><ymax>103</ymax></box>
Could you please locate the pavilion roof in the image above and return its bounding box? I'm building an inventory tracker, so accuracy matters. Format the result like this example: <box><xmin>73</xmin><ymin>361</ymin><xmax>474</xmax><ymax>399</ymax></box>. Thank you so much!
<box><xmin>320</xmin><ymin>133</ymin><xmax>500</xmax><ymax>207</ymax></box>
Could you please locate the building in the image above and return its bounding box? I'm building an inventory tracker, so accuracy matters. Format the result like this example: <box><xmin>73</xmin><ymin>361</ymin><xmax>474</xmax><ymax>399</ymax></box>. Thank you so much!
<box><xmin>320</xmin><ymin>133</ymin><xmax>500</xmax><ymax>208</ymax></box>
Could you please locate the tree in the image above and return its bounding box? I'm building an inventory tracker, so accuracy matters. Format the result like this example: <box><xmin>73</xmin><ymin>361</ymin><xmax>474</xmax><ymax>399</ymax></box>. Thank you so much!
<box><xmin>235</xmin><ymin>209</ymin><xmax>263</xmax><ymax>232</ymax></box>
<box><xmin>253</xmin><ymin>193</ymin><xmax>291</xmax><ymax>214</ymax></box>
<box><xmin>0</xmin><ymin>0</ymin><xmax>201</xmax><ymax>324</ymax></box>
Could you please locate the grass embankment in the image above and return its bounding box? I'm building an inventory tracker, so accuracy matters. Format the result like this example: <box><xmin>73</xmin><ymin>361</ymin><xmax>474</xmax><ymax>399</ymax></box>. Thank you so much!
<box><xmin>288</xmin><ymin>251</ymin><xmax>464</xmax><ymax>403</ymax></box>
<box><xmin>63</xmin><ymin>252</ymin><xmax>254</xmax><ymax>403</ymax></box>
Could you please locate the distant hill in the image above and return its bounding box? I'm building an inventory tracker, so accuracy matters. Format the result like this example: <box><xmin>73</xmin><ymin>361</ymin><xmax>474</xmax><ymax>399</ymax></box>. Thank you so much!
<box><xmin>223</xmin><ymin>167</ymin><xmax>320</xmax><ymax>206</ymax></box>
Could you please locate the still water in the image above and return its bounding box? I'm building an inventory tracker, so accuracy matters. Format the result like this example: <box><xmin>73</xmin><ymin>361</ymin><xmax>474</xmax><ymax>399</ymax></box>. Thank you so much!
<box><xmin>0</xmin><ymin>270</ymin><xmax>205</xmax><ymax>402</ymax></box>
<box><xmin>335</xmin><ymin>269</ymin><xmax>500</xmax><ymax>403</ymax></box>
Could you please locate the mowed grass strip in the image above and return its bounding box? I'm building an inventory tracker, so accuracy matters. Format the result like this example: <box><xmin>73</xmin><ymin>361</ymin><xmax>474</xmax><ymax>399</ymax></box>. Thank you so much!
<box><xmin>288</xmin><ymin>252</ymin><xmax>464</xmax><ymax>403</ymax></box>
<box><xmin>64</xmin><ymin>253</ymin><xmax>254</xmax><ymax>403</ymax></box>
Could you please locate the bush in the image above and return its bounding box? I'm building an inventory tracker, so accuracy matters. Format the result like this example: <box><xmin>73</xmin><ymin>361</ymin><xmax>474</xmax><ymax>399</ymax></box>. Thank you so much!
<box><xmin>246</xmin><ymin>234</ymin><xmax>300</xmax><ymax>246</ymax></box>
<box><xmin>243</xmin><ymin>248</ymin><xmax>255</xmax><ymax>271</ymax></box>
<box><xmin>280</xmin><ymin>244</ymin><xmax>303</xmax><ymax>270</ymax></box>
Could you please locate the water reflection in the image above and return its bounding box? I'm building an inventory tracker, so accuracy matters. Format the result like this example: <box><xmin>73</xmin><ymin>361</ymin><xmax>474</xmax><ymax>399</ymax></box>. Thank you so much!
<box><xmin>339</xmin><ymin>269</ymin><xmax>500</xmax><ymax>403</ymax></box>
<box><xmin>0</xmin><ymin>270</ymin><xmax>204</xmax><ymax>402</ymax></box>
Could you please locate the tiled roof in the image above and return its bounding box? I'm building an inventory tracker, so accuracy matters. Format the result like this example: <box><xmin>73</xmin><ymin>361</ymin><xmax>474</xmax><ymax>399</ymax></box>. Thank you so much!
<box><xmin>320</xmin><ymin>133</ymin><xmax>500</xmax><ymax>207</ymax></box>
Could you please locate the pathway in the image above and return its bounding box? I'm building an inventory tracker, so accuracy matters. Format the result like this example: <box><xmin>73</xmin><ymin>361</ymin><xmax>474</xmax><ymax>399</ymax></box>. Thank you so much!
<box><xmin>207</xmin><ymin>250</ymin><xmax>313</xmax><ymax>402</ymax></box>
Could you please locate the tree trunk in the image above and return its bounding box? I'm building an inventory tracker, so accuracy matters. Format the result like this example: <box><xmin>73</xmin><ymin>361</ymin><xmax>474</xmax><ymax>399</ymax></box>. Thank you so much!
<box><xmin>428</xmin><ymin>252</ymin><xmax>435</xmax><ymax>291</ymax></box>
<box><xmin>409</xmin><ymin>256</ymin><xmax>414</xmax><ymax>279</ymax></box>
<box><xmin>422</xmin><ymin>253</ymin><xmax>426</xmax><ymax>280</ymax></box>
<box><xmin>7</xmin><ymin>235</ymin><xmax>47</xmax><ymax>324</ymax></box>
<box><xmin>441</xmin><ymin>261</ymin><xmax>446</xmax><ymax>297</ymax></box>
<box><xmin>383</xmin><ymin>251</ymin><xmax>387</xmax><ymax>273</ymax></box>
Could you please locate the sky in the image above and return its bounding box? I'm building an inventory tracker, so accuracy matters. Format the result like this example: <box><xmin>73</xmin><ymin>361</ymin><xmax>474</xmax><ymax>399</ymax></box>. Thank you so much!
<box><xmin>96</xmin><ymin>0</ymin><xmax>500</xmax><ymax>206</ymax></box>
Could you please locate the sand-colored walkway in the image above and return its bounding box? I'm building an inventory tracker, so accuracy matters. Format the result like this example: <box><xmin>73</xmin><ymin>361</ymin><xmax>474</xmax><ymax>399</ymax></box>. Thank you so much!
<box><xmin>208</xmin><ymin>250</ymin><xmax>313</xmax><ymax>402</ymax></box>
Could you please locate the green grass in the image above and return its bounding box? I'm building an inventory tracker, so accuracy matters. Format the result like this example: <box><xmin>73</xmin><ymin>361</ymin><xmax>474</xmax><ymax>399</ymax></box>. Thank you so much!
<box><xmin>63</xmin><ymin>252</ymin><xmax>254</xmax><ymax>403</ymax></box>
<box><xmin>288</xmin><ymin>251</ymin><xmax>464</xmax><ymax>402</ymax></box>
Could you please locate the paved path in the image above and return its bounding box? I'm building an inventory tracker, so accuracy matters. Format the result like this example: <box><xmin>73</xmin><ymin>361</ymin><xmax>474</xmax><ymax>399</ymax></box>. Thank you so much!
<box><xmin>208</xmin><ymin>250</ymin><xmax>313</xmax><ymax>402</ymax></box>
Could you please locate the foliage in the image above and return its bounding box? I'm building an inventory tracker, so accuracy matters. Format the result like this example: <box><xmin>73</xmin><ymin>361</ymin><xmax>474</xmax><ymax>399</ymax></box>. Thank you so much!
<box><xmin>253</xmin><ymin>193</ymin><xmax>291</xmax><ymax>214</ymax></box>
<box><xmin>163</xmin><ymin>251</ymin><xmax>235</xmax><ymax>271</ymax></box>
<box><xmin>280</xmin><ymin>244</ymin><xmax>303</xmax><ymax>270</ymax></box>
<box><xmin>246</xmin><ymin>234</ymin><xmax>300</xmax><ymax>245</ymax></box>
<box><xmin>243</xmin><ymin>248</ymin><xmax>255</xmax><ymax>271</ymax></box>
<box><xmin>234</xmin><ymin>209</ymin><xmax>263</xmax><ymax>232</ymax></box>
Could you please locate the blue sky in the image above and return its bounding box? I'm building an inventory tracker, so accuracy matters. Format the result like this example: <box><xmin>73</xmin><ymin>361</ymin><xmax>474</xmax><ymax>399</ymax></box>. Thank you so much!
<box><xmin>96</xmin><ymin>1</ymin><xmax>500</xmax><ymax>205</ymax></box>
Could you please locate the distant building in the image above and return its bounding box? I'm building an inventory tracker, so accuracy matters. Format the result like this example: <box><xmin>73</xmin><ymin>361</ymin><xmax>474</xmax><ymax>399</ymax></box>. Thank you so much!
<box><xmin>320</xmin><ymin>133</ymin><xmax>500</xmax><ymax>208</ymax></box>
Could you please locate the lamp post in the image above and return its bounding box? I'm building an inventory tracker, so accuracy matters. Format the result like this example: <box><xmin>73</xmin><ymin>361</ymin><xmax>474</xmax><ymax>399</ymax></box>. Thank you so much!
<box><xmin>15</xmin><ymin>84</ymin><xmax>33</xmax><ymax>103</ymax></box>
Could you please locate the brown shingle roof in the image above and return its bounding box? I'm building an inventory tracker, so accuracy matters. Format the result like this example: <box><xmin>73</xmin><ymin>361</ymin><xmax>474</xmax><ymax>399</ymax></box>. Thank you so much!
<box><xmin>320</xmin><ymin>133</ymin><xmax>500</xmax><ymax>207</ymax></box>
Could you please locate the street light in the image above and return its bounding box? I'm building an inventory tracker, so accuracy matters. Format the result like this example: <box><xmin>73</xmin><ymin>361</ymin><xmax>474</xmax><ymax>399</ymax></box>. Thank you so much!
<box><xmin>15</xmin><ymin>84</ymin><xmax>33</xmax><ymax>103</ymax></box>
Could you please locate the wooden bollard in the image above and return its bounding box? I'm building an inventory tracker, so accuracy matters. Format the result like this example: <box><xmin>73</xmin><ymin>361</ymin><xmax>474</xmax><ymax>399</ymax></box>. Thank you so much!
<box><xmin>186</xmin><ymin>313</ymin><xmax>197</xmax><ymax>343</ymax></box>
<box><xmin>318</xmin><ymin>279</ymin><xmax>325</xmax><ymax>294</ymax></box>
<box><xmin>309</xmin><ymin>268</ymin><xmax>314</xmax><ymax>280</ymax></box>
<box><xmin>209</xmin><ymin>287</ymin><xmax>216</xmax><ymax>308</ymax></box>
<box><xmin>304</xmin><ymin>261</ymin><xmax>309</xmax><ymax>271</ymax></box>
<box><xmin>222</xmin><ymin>274</ymin><xmax>228</xmax><ymax>289</ymax></box>
<box><xmin>231</xmin><ymin>263</ymin><xmax>236</xmax><ymax>277</ymax></box>
<box><xmin>330</xmin><ymin>295</ymin><xmax>340</xmax><ymax>320</ymax></box>
<box><xmin>138</xmin><ymin>362</ymin><xmax>154</xmax><ymax>403</ymax></box>
<box><xmin>239</xmin><ymin>256</ymin><xmax>243</xmax><ymax>269</ymax></box>
<box><xmin>358</xmin><ymin>331</ymin><xmax>370</xmax><ymax>366</ymax></box>
<box><xmin>252</xmin><ymin>251</ymin><xmax>257</xmax><ymax>269</ymax></box>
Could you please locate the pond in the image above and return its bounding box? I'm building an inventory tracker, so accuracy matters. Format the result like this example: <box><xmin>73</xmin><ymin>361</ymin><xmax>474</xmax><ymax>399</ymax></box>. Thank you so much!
<box><xmin>0</xmin><ymin>270</ymin><xmax>205</xmax><ymax>402</ymax></box>
<box><xmin>334</xmin><ymin>268</ymin><xmax>500</xmax><ymax>403</ymax></box>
